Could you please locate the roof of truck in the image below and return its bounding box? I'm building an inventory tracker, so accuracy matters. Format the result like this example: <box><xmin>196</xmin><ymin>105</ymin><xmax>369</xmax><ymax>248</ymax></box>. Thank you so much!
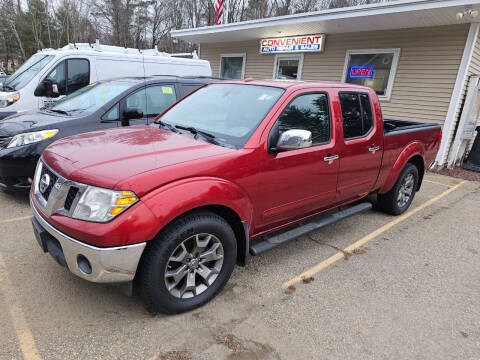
<box><xmin>211</xmin><ymin>78</ymin><xmax>374</xmax><ymax>92</ymax></box>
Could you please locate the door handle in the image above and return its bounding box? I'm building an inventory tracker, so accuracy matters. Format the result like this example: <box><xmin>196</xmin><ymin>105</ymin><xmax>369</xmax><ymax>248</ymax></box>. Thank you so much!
<box><xmin>324</xmin><ymin>155</ymin><xmax>339</xmax><ymax>162</ymax></box>
<box><xmin>368</xmin><ymin>146</ymin><xmax>380</xmax><ymax>152</ymax></box>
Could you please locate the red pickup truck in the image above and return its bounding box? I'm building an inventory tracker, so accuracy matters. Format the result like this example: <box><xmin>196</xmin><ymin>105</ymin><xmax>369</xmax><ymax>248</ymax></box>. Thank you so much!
<box><xmin>30</xmin><ymin>80</ymin><xmax>441</xmax><ymax>313</ymax></box>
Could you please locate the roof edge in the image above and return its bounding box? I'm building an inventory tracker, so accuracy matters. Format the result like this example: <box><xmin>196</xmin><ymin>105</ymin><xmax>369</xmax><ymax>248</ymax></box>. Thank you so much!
<box><xmin>172</xmin><ymin>0</ymin><xmax>479</xmax><ymax>38</ymax></box>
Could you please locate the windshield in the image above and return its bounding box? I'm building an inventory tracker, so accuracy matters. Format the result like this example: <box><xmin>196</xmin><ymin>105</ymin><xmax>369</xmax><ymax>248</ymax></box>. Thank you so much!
<box><xmin>4</xmin><ymin>54</ymin><xmax>54</xmax><ymax>91</ymax></box>
<box><xmin>160</xmin><ymin>83</ymin><xmax>284</xmax><ymax>147</ymax></box>
<box><xmin>50</xmin><ymin>82</ymin><xmax>130</xmax><ymax>115</ymax></box>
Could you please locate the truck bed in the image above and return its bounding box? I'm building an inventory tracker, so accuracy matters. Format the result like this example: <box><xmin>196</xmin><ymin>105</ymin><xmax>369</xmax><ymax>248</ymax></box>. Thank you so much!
<box><xmin>384</xmin><ymin>119</ymin><xmax>441</xmax><ymax>136</ymax></box>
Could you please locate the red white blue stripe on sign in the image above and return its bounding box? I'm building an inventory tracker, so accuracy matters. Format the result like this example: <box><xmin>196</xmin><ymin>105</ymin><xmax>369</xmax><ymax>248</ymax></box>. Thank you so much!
<box><xmin>349</xmin><ymin>65</ymin><xmax>374</xmax><ymax>78</ymax></box>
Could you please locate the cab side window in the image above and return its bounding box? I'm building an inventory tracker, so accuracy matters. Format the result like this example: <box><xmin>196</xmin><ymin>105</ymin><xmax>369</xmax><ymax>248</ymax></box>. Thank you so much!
<box><xmin>46</xmin><ymin>62</ymin><xmax>66</xmax><ymax>95</ymax></box>
<box><xmin>44</xmin><ymin>59</ymin><xmax>90</xmax><ymax>96</ymax></box>
<box><xmin>276</xmin><ymin>93</ymin><xmax>331</xmax><ymax>146</ymax></box>
<box><xmin>339</xmin><ymin>92</ymin><xmax>373</xmax><ymax>139</ymax></box>
<box><xmin>67</xmin><ymin>59</ymin><xmax>89</xmax><ymax>94</ymax></box>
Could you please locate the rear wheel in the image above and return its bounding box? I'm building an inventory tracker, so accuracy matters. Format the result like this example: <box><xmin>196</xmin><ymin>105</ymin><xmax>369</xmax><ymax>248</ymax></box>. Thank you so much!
<box><xmin>136</xmin><ymin>211</ymin><xmax>237</xmax><ymax>314</ymax></box>
<box><xmin>377</xmin><ymin>163</ymin><xmax>419</xmax><ymax>215</ymax></box>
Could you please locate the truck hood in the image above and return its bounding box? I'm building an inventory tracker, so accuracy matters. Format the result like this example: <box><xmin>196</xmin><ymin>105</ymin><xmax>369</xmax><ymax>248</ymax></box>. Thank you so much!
<box><xmin>0</xmin><ymin>110</ymin><xmax>68</xmax><ymax>136</ymax></box>
<box><xmin>43</xmin><ymin>125</ymin><xmax>234</xmax><ymax>190</ymax></box>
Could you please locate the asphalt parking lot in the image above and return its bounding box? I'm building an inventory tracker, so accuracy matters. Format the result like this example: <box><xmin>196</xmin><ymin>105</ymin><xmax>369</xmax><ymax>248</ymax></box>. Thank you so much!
<box><xmin>1</xmin><ymin>172</ymin><xmax>479</xmax><ymax>360</ymax></box>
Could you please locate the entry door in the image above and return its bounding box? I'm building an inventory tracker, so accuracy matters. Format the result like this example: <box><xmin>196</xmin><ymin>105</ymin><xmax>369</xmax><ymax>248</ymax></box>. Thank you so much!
<box><xmin>256</xmin><ymin>91</ymin><xmax>339</xmax><ymax>229</ymax></box>
<box><xmin>337</xmin><ymin>92</ymin><xmax>382</xmax><ymax>201</ymax></box>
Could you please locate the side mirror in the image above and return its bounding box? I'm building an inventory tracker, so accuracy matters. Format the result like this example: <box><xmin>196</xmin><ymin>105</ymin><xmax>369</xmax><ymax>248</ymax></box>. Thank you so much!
<box><xmin>276</xmin><ymin>129</ymin><xmax>312</xmax><ymax>151</ymax></box>
<box><xmin>123</xmin><ymin>108</ymin><xmax>143</xmax><ymax>120</ymax></box>
<box><xmin>34</xmin><ymin>79</ymin><xmax>60</xmax><ymax>98</ymax></box>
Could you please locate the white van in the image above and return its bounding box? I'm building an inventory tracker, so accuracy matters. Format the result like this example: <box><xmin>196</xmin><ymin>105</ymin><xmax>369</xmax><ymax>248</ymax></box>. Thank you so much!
<box><xmin>0</xmin><ymin>41</ymin><xmax>211</xmax><ymax>120</ymax></box>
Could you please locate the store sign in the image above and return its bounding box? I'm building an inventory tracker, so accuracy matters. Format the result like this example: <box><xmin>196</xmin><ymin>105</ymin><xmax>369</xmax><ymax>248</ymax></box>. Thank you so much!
<box><xmin>349</xmin><ymin>65</ymin><xmax>374</xmax><ymax>79</ymax></box>
<box><xmin>260</xmin><ymin>34</ymin><xmax>325</xmax><ymax>54</ymax></box>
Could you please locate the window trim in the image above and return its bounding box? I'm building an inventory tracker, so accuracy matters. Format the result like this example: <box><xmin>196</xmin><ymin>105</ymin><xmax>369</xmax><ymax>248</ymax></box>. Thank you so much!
<box><xmin>341</xmin><ymin>48</ymin><xmax>400</xmax><ymax>101</ymax></box>
<box><xmin>339</xmin><ymin>91</ymin><xmax>374</xmax><ymax>141</ymax></box>
<box><xmin>219</xmin><ymin>53</ymin><xmax>246</xmax><ymax>79</ymax></box>
<box><xmin>273</xmin><ymin>53</ymin><xmax>304</xmax><ymax>81</ymax></box>
<box><xmin>270</xmin><ymin>91</ymin><xmax>332</xmax><ymax>150</ymax></box>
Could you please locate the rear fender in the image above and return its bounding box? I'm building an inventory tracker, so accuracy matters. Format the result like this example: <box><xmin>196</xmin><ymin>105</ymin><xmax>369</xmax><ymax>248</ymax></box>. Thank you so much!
<box><xmin>141</xmin><ymin>177</ymin><xmax>253</xmax><ymax>240</ymax></box>
<box><xmin>379</xmin><ymin>142</ymin><xmax>425</xmax><ymax>194</ymax></box>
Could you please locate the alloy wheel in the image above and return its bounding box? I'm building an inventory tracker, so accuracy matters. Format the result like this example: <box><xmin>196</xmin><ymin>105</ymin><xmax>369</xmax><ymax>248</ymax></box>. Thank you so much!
<box><xmin>164</xmin><ymin>233</ymin><xmax>224</xmax><ymax>299</ymax></box>
<box><xmin>397</xmin><ymin>173</ymin><xmax>415</xmax><ymax>208</ymax></box>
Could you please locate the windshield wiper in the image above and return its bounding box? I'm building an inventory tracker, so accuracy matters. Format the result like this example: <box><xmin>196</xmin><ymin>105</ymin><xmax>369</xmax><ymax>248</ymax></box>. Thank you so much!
<box><xmin>67</xmin><ymin>108</ymin><xmax>88</xmax><ymax>113</ymax></box>
<box><xmin>156</xmin><ymin>119</ymin><xmax>179</xmax><ymax>133</ymax></box>
<box><xmin>48</xmin><ymin>109</ymin><xmax>69</xmax><ymax>115</ymax></box>
<box><xmin>175</xmin><ymin>125</ymin><xmax>216</xmax><ymax>139</ymax></box>
<box><xmin>2</xmin><ymin>85</ymin><xmax>15</xmax><ymax>91</ymax></box>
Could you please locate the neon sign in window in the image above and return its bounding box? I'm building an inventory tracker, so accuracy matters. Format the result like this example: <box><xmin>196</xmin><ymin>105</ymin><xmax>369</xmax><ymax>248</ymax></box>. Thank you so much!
<box><xmin>349</xmin><ymin>65</ymin><xmax>374</xmax><ymax>79</ymax></box>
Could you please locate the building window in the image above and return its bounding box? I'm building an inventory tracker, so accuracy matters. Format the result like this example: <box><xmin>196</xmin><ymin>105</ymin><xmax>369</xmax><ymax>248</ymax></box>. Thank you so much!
<box><xmin>220</xmin><ymin>54</ymin><xmax>246</xmax><ymax>79</ymax></box>
<box><xmin>274</xmin><ymin>54</ymin><xmax>303</xmax><ymax>80</ymax></box>
<box><xmin>342</xmin><ymin>49</ymin><xmax>400</xmax><ymax>100</ymax></box>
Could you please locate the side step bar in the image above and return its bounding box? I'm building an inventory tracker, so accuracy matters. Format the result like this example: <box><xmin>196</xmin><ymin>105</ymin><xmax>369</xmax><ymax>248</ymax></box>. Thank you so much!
<box><xmin>250</xmin><ymin>202</ymin><xmax>372</xmax><ymax>256</ymax></box>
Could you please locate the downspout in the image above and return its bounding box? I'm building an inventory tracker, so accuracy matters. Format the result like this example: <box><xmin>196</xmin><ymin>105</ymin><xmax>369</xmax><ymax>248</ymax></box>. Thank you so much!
<box><xmin>433</xmin><ymin>23</ymin><xmax>479</xmax><ymax>169</ymax></box>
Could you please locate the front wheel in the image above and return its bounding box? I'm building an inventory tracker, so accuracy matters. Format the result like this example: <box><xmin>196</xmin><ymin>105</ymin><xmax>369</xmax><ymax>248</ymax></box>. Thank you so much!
<box><xmin>136</xmin><ymin>211</ymin><xmax>237</xmax><ymax>314</ymax></box>
<box><xmin>377</xmin><ymin>163</ymin><xmax>419</xmax><ymax>215</ymax></box>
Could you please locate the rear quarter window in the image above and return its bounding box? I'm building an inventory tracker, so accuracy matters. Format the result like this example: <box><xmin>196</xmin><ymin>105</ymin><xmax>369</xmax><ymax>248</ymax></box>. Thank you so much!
<box><xmin>339</xmin><ymin>92</ymin><xmax>373</xmax><ymax>139</ymax></box>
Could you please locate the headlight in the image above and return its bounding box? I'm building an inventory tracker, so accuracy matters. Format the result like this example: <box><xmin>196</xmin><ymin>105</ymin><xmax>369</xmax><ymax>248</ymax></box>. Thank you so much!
<box><xmin>72</xmin><ymin>186</ymin><xmax>139</xmax><ymax>223</ymax></box>
<box><xmin>7</xmin><ymin>93</ymin><xmax>20</xmax><ymax>106</ymax></box>
<box><xmin>7</xmin><ymin>129</ymin><xmax>59</xmax><ymax>148</ymax></box>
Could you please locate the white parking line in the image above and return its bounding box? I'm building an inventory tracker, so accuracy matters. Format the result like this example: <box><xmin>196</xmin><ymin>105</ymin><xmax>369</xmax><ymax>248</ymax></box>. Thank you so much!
<box><xmin>0</xmin><ymin>251</ymin><xmax>41</xmax><ymax>360</ymax></box>
<box><xmin>282</xmin><ymin>180</ymin><xmax>466</xmax><ymax>289</ymax></box>
<box><xmin>423</xmin><ymin>179</ymin><xmax>454</xmax><ymax>188</ymax></box>
<box><xmin>0</xmin><ymin>215</ymin><xmax>32</xmax><ymax>224</ymax></box>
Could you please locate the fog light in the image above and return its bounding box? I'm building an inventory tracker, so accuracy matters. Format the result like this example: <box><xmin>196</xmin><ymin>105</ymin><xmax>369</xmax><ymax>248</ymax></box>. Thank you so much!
<box><xmin>77</xmin><ymin>254</ymin><xmax>92</xmax><ymax>275</ymax></box>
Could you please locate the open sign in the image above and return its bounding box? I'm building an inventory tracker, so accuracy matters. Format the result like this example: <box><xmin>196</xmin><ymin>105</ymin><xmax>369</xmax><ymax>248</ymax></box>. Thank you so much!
<box><xmin>349</xmin><ymin>66</ymin><xmax>374</xmax><ymax>78</ymax></box>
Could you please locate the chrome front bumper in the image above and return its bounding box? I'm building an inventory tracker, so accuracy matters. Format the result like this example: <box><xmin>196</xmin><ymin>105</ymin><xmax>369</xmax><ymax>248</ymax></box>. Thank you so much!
<box><xmin>31</xmin><ymin>199</ymin><xmax>146</xmax><ymax>283</ymax></box>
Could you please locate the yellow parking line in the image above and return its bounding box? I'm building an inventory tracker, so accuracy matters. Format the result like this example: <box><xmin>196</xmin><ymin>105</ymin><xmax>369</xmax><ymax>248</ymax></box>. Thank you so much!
<box><xmin>0</xmin><ymin>251</ymin><xmax>41</xmax><ymax>360</ymax></box>
<box><xmin>282</xmin><ymin>180</ymin><xmax>466</xmax><ymax>289</ymax></box>
<box><xmin>0</xmin><ymin>215</ymin><xmax>32</xmax><ymax>224</ymax></box>
<box><xmin>423</xmin><ymin>179</ymin><xmax>454</xmax><ymax>188</ymax></box>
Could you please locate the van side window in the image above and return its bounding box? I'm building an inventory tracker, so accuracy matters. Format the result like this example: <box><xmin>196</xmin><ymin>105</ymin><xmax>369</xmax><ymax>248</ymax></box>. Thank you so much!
<box><xmin>339</xmin><ymin>92</ymin><xmax>373</xmax><ymax>139</ymax></box>
<box><xmin>181</xmin><ymin>84</ymin><xmax>201</xmax><ymax>96</ymax></box>
<box><xmin>276</xmin><ymin>93</ymin><xmax>331</xmax><ymax>146</ymax></box>
<box><xmin>44</xmin><ymin>59</ymin><xmax>89</xmax><ymax>96</ymax></box>
<box><xmin>145</xmin><ymin>85</ymin><xmax>177</xmax><ymax>117</ymax></box>
<box><xmin>46</xmin><ymin>61</ymin><xmax>66</xmax><ymax>95</ymax></box>
<box><xmin>126</xmin><ymin>89</ymin><xmax>147</xmax><ymax>114</ymax></box>
<box><xmin>103</xmin><ymin>104</ymin><xmax>119</xmax><ymax>121</ymax></box>
<box><xmin>67</xmin><ymin>59</ymin><xmax>89</xmax><ymax>94</ymax></box>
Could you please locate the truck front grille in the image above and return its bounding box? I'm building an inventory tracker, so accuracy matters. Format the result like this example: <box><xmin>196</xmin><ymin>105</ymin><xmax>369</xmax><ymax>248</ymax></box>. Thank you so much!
<box><xmin>39</xmin><ymin>165</ymin><xmax>58</xmax><ymax>202</ymax></box>
<box><xmin>33</xmin><ymin>161</ymin><xmax>87</xmax><ymax>217</ymax></box>
<box><xmin>64</xmin><ymin>186</ymin><xmax>79</xmax><ymax>211</ymax></box>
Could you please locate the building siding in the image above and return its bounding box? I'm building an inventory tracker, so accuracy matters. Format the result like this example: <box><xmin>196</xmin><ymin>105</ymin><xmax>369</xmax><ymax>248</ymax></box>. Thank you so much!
<box><xmin>201</xmin><ymin>24</ymin><xmax>469</xmax><ymax>126</ymax></box>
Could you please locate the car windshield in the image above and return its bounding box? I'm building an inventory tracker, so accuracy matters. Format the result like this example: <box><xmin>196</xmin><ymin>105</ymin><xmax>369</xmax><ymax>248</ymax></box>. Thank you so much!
<box><xmin>50</xmin><ymin>82</ymin><xmax>131</xmax><ymax>115</ymax></box>
<box><xmin>160</xmin><ymin>83</ymin><xmax>284</xmax><ymax>148</ymax></box>
<box><xmin>4</xmin><ymin>54</ymin><xmax>54</xmax><ymax>91</ymax></box>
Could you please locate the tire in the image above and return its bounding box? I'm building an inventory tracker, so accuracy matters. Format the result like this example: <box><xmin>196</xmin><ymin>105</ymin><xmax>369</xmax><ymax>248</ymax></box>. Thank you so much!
<box><xmin>377</xmin><ymin>163</ymin><xmax>419</xmax><ymax>215</ymax></box>
<box><xmin>136</xmin><ymin>211</ymin><xmax>237</xmax><ymax>314</ymax></box>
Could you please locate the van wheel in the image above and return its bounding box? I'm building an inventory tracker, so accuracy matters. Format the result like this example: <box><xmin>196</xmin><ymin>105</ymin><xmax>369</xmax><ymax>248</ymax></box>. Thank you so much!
<box><xmin>377</xmin><ymin>163</ymin><xmax>419</xmax><ymax>215</ymax></box>
<box><xmin>136</xmin><ymin>211</ymin><xmax>237</xmax><ymax>314</ymax></box>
